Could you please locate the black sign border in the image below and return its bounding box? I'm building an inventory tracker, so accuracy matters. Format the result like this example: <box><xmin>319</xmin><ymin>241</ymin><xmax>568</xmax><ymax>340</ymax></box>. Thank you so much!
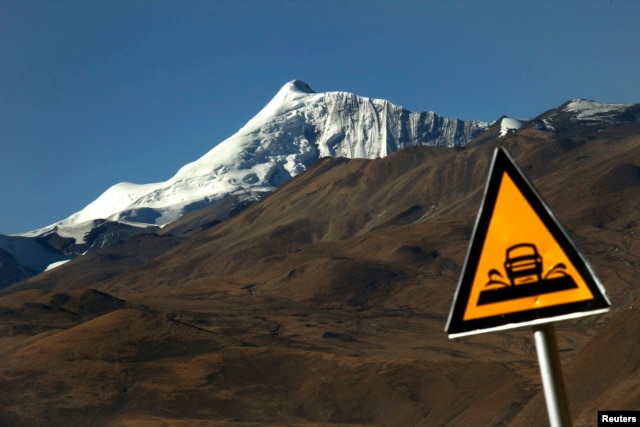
<box><xmin>446</xmin><ymin>147</ymin><xmax>611</xmax><ymax>337</ymax></box>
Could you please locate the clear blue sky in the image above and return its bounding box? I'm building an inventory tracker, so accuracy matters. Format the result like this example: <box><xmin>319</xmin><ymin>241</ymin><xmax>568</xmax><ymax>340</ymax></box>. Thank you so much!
<box><xmin>1</xmin><ymin>0</ymin><xmax>639</xmax><ymax>234</ymax></box>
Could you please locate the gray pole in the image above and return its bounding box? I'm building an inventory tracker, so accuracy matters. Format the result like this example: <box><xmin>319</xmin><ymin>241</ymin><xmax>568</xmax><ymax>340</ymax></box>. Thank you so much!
<box><xmin>533</xmin><ymin>323</ymin><xmax>573</xmax><ymax>427</ymax></box>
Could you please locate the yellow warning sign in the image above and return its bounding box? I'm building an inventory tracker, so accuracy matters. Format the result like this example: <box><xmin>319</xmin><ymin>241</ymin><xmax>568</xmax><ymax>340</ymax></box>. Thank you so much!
<box><xmin>446</xmin><ymin>147</ymin><xmax>610</xmax><ymax>338</ymax></box>
<box><xmin>463</xmin><ymin>170</ymin><xmax>595</xmax><ymax>320</ymax></box>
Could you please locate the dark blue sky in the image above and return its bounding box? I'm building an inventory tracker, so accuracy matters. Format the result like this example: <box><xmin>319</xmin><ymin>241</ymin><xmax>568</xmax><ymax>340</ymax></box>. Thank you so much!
<box><xmin>2</xmin><ymin>0</ymin><xmax>639</xmax><ymax>234</ymax></box>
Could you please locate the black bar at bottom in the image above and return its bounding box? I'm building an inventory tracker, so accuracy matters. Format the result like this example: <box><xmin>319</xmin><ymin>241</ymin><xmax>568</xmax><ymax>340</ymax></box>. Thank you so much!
<box><xmin>478</xmin><ymin>276</ymin><xmax>578</xmax><ymax>305</ymax></box>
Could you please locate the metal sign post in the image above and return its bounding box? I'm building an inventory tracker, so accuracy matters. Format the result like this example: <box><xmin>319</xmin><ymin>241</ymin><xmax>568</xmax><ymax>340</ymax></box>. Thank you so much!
<box><xmin>533</xmin><ymin>323</ymin><xmax>573</xmax><ymax>427</ymax></box>
<box><xmin>445</xmin><ymin>148</ymin><xmax>611</xmax><ymax>425</ymax></box>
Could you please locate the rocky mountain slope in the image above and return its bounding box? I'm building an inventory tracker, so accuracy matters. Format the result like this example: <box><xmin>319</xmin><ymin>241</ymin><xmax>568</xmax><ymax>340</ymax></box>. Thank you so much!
<box><xmin>20</xmin><ymin>80</ymin><xmax>488</xmax><ymax>233</ymax></box>
<box><xmin>1</xmin><ymin>113</ymin><xmax>638</xmax><ymax>425</ymax></box>
<box><xmin>1</xmin><ymin>80</ymin><xmax>490</xmax><ymax>288</ymax></box>
<box><xmin>4</xmin><ymin>84</ymin><xmax>639</xmax><ymax>291</ymax></box>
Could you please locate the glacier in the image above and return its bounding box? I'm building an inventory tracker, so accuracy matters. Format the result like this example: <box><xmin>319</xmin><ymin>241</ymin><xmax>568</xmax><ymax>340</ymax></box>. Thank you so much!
<box><xmin>4</xmin><ymin>83</ymin><xmax>639</xmax><ymax>285</ymax></box>
<box><xmin>20</xmin><ymin>80</ymin><xmax>488</xmax><ymax>241</ymax></box>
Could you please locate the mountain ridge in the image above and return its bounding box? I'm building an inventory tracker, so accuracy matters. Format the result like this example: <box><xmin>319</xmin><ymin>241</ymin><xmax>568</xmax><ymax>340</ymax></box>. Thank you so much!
<box><xmin>1</xmin><ymin>121</ymin><xmax>638</xmax><ymax>425</ymax></box>
<box><xmin>19</xmin><ymin>80</ymin><xmax>488</xmax><ymax>238</ymax></box>
<box><xmin>1</xmin><ymin>81</ymin><xmax>492</xmax><ymax>288</ymax></box>
<box><xmin>2</xmin><ymin>82</ymin><xmax>639</xmax><ymax>289</ymax></box>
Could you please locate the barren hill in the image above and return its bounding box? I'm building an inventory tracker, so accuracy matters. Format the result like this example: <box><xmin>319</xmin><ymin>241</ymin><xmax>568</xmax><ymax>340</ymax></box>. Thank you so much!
<box><xmin>1</xmin><ymin>123</ymin><xmax>639</xmax><ymax>426</ymax></box>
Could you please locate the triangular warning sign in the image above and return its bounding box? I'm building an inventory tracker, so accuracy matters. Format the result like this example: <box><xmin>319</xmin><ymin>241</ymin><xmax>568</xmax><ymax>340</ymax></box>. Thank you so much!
<box><xmin>446</xmin><ymin>147</ymin><xmax>610</xmax><ymax>338</ymax></box>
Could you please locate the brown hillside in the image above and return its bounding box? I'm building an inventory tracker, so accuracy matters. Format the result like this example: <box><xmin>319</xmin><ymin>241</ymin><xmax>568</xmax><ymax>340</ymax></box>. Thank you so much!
<box><xmin>1</xmin><ymin>125</ymin><xmax>639</xmax><ymax>426</ymax></box>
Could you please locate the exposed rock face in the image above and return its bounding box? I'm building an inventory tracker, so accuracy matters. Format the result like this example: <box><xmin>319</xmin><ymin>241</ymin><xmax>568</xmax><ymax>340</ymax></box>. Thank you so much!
<box><xmin>46</xmin><ymin>80</ymin><xmax>488</xmax><ymax>231</ymax></box>
<box><xmin>2</xmin><ymin>81</ymin><xmax>488</xmax><ymax>287</ymax></box>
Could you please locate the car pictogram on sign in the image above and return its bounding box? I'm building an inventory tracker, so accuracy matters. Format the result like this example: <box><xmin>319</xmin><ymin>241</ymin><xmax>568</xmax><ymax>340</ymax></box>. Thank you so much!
<box><xmin>504</xmin><ymin>243</ymin><xmax>542</xmax><ymax>285</ymax></box>
<box><xmin>478</xmin><ymin>243</ymin><xmax>578</xmax><ymax>306</ymax></box>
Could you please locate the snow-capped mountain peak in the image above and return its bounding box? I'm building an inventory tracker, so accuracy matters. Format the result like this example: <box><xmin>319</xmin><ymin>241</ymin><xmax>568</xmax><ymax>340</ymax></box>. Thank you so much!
<box><xmin>563</xmin><ymin>99</ymin><xmax>634</xmax><ymax>121</ymax></box>
<box><xmin>242</xmin><ymin>80</ymin><xmax>316</xmax><ymax>131</ymax></box>
<box><xmin>499</xmin><ymin>116</ymin><xmax>526</xmax><ymax>137</ymax></box>
<box><xmin>4</xmin><ymin>85</ymin><xmax>638</xmax><ymax>287</ymax></box>
<box><xmin>522</xmin><ymin>98</ymin><xmax>640</xmax><ymax>138</ymax></box>
<box><xmin>18</xmin><ymin>81</ymin><xmax>489</xmax><ymax>245</ymax></box>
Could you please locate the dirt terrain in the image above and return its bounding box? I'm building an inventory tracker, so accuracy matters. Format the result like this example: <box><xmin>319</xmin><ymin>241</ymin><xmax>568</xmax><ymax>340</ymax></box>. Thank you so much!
<box><xmin>1</xmin><ymin>126</ymin><xmax>639</xmax><ymax>426</ymax></box>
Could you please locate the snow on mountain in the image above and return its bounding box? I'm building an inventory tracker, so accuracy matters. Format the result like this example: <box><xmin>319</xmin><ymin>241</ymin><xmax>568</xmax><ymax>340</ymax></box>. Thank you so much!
<box><xmin>522</xmin><ymin>98</ymin><xmax>640</xmax><ymax>138</ymax></box>
<box><xmin>19</xmin><ymin>80</ymin><xmax>489</xmax><ymax>242</ymax></box>
<box><xmin>0</xmin><ymin>234</ymin><xmax>69</xmax><ymax>286</ymax></box>
<box><xmin>483</xmin><ymin>99</ymin><xmax>638</xmax><ymax>143</ymax></box>
<box><xmin>563</xmin><ymin>99</ymin><xmax>634</xmax><ymax>121</ymax></box>
<box><xmin>499</xmin><ymin>117</ymin><xmax>526</xmax><ymax>137</ymax></box>
<box><xmin>44</xmin><ymin>259</ymin><xmax>71</xmax><ymax>272</ymax></box>
<box><xmin>0</xmin><ymin>234</ymin><xmax>66</xmax><ymax>272</ymax></box>
<box><xmin>3</xmin><ymin>84</ymin><xmax>638</xmax><ymax>287</ymax></box>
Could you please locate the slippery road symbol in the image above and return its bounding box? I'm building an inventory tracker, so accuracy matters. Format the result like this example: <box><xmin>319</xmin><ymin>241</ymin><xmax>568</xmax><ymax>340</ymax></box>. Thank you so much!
<box><xmin>478</xmin><ymin>243</ymin><xmax>578</xmax><ymax>306</ymax></box>
<box><xmin>446</xmin><ymin>148</ymin><xmax>610</xmax><ymax>338</ymax></box>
